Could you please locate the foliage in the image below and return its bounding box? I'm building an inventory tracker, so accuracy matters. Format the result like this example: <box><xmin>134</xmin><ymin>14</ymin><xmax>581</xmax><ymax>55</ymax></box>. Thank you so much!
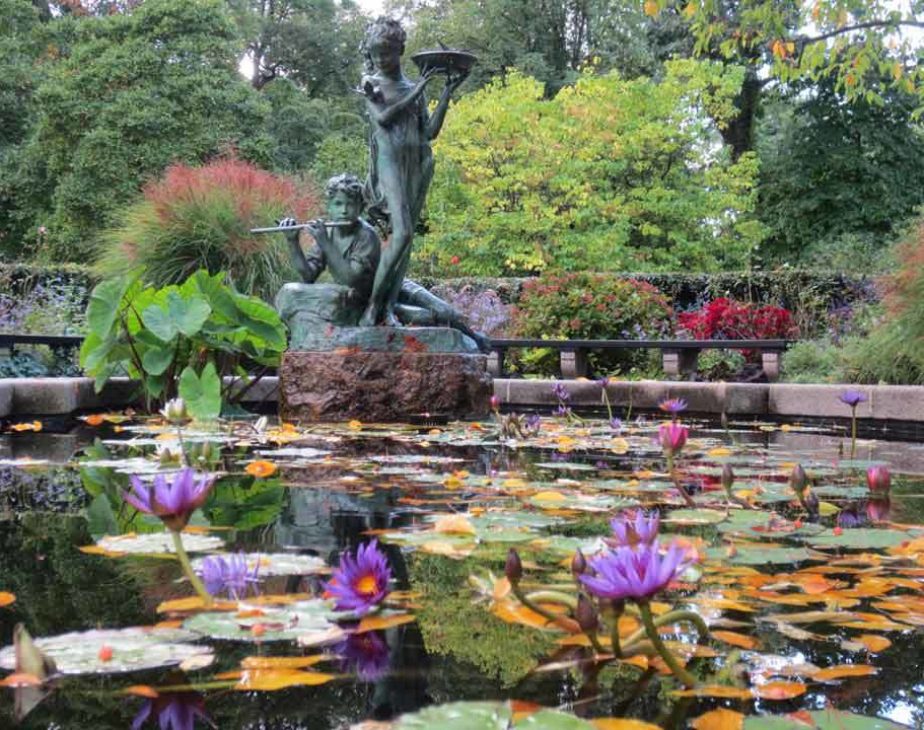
<box><xmin>511</xmin><ymin>272</ymin><xmax>673</xmax><ymax>375</ymax></box>
<box><xmin>757</xmin><ymin>81</ymin><xmax>924</xmax><ymax>265</ymax></box>
<box><xmin>229</xmin><ymin>0</ymin><xmax>366</xmax><ymax>94</ymax></box>
<box><xmin>669</xmin><ymin>0</ymin><xmax>924</xmax><ymax>111</ymax></box>
<box><xmin>782</xmin><ymin>339</ymin><xmax>848</xmax><ymax>384</ymax></box>
<box><xmin>79</xmin><ymin>269</ymin><xmax>287</xmax><ymax>413</ymax></box>
<box><xmin>95</xmin><ymin>158</ymin><xmax>321</xmax><ymax>301</ymax></box>
<box><xmin>415</xmin><ymin>62</ymin><xmax>765</xmax><ymax>277</ymax></box>
<box><xmin>3</xmin><ymin>0</ymin><xmax>275</xmax><ymax>261</ymax></box>
<box><xmin>678</xmin><ymin>298</ymin><xmax>796</xmax><ymax>341</ymax></box>
<box><xmin>428</xmin><ymin>285</ymin><xmax>512</xmax><ymax>336</ymax></box>
<box><xmin>697</xmin><ymin>348</ymin><xmax>747</xmax><ymax>381</ymax></box>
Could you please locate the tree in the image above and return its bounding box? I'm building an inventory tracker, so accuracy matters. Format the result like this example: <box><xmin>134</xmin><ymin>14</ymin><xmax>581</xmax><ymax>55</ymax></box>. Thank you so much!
<box><xmin>230</xmin><ymin>0</ymin><xmax>367</xmax><ymax>94</ymax></box>
<box><xmin>414</xmin><ymin>61</ymin><xmax>765</xmax><ymax>276</ymax></box>
<box><xmin>3</xmin><ymin>0</ymin><xmax>274</xmax><ymax>261</ymax></box>
<box><xmin>757</xmin><ymin>78</ymin><xmax>924</xmax><ymax>265</ymax></box>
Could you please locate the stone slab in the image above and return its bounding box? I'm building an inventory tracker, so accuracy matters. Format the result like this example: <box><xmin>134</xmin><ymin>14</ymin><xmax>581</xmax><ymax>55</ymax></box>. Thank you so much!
<box><xmin>768</xmin><ymin>384</ymin><xmax>875</xmax><ymax>419</ymax></box>
<box><xmin>280</xmin><ymin>350</ymin><xmax>491</xmax><ymax>422</ymax></box>
<box><xmin>289</xmin><ymin>325</ymin><xmax>480</xmax><ymax>354</ymax></box>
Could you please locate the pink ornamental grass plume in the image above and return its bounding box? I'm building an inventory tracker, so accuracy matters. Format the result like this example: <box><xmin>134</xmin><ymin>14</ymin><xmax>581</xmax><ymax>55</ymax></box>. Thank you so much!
<box><xmin>123</xmin><ymin>468</ymin><xmax>216</xmax><ymax>532</ymax></box>
<box><xmin>326</xmin><ymin>540</ymin><xmax>392</xmax><ymax>615</ymax></box>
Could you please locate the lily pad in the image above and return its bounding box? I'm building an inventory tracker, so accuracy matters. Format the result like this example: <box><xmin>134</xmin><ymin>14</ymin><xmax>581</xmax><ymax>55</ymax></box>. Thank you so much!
<box><xmin>183</xmin><ymin>599</ymin><xmax>343</xmax><ymax>642</ymax></box>
<box><xmin>0</xmin><ymin>627</ymin><xmax>212</xmax><ymax>675</ymax></box>
<box><xmin>95</xmin><ymin>532</ymin><xmax>224</xmax><ymax>555</ymax></box>
<box><xmin>802</xmin><ymin>528</ymin><xmax>911</xmax><ymax>550</ymax></box>
<box><xmin>743</xmin><ymin>708</ymin><xmax>909</xmax><ymax>729</ymax></box>
<box><xmin>190</xmin><ymin>552</ymin><xmax>327</xmax><ymax>578</ymax></box>
<box><xmin>666</xmin><ymin>508</ymin><xmax>728</xmax><ymax>525</ymax></box>
<box><xmin>705</xmin><ymin>546</ymin><xmax>819</xmax><ymax>566</ymax></box>
<box><xmin>393</xmin><ymin>701</ymin><xmax>511</xmax><ymax>729</ymax></box>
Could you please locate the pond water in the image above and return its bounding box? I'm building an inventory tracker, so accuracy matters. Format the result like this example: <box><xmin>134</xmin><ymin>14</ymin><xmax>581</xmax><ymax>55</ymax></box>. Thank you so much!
<box><xmin>0</xmin><ymin>410</ymin><xmax>923</xmax><ymax>729</ymax></box>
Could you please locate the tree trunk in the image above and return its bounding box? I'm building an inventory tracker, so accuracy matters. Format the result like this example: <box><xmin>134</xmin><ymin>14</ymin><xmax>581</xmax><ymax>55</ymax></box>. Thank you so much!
<box><xmin>720</xmin><ymin>67</ymin><xmax>762</xmax><ymax>160</ymax></box>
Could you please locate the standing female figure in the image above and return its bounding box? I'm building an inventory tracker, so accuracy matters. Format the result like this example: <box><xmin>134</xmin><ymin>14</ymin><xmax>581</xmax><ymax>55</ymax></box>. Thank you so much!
<box><xmin>359</xmin><ymin>17</ymin><xmax>468</xmax><ymax>326</ymax></box>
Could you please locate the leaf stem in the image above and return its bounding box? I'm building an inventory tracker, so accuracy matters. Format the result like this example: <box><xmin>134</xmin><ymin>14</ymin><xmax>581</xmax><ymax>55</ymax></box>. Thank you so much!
<box><xmin>171</xmin><ymin>529</ymin><xmax>212</xmax><ymax>606</ymax></box>
<box><xmin>638</xmin><ymin>601</ymin><xmax>697</xmax><ymax>688</ymax></box>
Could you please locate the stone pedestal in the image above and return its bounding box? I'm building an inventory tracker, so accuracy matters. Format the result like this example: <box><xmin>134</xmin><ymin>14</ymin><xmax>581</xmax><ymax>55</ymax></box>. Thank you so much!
<box><xmin>280</xmin><ymin>346</ymin><xmax>491</xmax><ymax>422</ymax></box>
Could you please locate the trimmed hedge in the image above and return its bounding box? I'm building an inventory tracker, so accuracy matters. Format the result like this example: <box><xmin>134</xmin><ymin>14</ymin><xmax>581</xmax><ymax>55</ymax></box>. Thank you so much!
<box><xmin>0</xmin><ymin>263</ymin><xmax>97</xmax><ymax>299</ymax></box>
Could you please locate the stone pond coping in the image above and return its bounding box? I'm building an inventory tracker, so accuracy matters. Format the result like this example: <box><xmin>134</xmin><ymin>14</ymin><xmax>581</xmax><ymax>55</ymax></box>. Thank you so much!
<box><xmin>0</xmin><ymin>376</ymin><xmax>921</xmax><ymax>423</ymax></box>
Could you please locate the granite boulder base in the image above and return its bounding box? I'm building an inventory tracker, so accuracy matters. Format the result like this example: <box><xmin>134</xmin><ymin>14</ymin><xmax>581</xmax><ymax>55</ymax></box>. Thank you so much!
<box><xmin>279</xmin><ymin>326</ymin><xmax>491</xmax><ymax>422</ymax></box>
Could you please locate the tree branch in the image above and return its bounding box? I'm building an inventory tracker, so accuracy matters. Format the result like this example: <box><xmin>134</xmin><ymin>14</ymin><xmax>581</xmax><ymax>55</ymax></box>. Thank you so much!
<box><xmin>797</xmin><ymin>19</ymin><xmax>924</xmax><ymax>46</ymax></box>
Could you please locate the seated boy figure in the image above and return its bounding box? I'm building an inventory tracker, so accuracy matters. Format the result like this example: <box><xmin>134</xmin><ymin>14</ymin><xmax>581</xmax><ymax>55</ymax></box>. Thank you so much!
<box><xmin>276</xmin><ymin>172</ymin><xmax>489</xmax><ymax>351</ymax></box>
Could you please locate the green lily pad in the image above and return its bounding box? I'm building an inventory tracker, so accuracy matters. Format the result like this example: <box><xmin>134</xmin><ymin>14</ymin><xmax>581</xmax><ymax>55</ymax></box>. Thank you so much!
<box><xmin>527</xmin><ymin>493</ymin><xmax>637</xmax><ymax>512</ymax></box>
<box><xmin>666</xmin><ymin>508</ymin><xmax>728</xmax><ymax>524</ymax></box>
<box><xmin>96</xmin><ymin>532</ymin><xmax>223</xmax><ymax>554</ymax></box>
<box><xmin>802</xmin><ymin>528</ymin><xmax>911</xmax><ymax>550</ymax></box>
<box><xmin>705</xmin><ymin>546</ymin><xmax>818</xmax><ymax>565</ymax></box>
<box><xmin>743</xmin><ymin>708</ymin><xmax>909</xmax><ymax>729</ymax></box>
<box><xmin>190</xmin><ymin>552</ymin><xmax>327</xmax><ymax>578</ymax></box>
<box><xmin>533</xmin><ymin>462</ymin><xmax>598</xmax><ymax>472</ymax></box>
<box><xmin>183</xmin><ymin>599</ymin><xmax>342</xmax><ymax>642</ymax></box>
<box><xmin>811</xmin><ymin>485</ymin><xmax>871</xmax><ymax>499</ymax></box>
<box><xmin>0</xmin><ymin>627</ymin><xmax>212</xmax><ymax>675</ymax></box>
<box><xmin>393</xmin><ymin>701</ymin><xmax>512</xmax><ymax>729</ymax></box>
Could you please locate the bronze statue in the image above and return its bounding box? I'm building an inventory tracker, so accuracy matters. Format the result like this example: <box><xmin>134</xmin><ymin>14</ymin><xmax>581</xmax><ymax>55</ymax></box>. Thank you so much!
<box><xmin>266</xmin><ymin>16</ymin><xmax>486</xmax><ymax>352</ymax></box>
<box><xmin>358</xmin><ymin>17</ymin><xmax>469</xmax><ymax>327</ymax></box>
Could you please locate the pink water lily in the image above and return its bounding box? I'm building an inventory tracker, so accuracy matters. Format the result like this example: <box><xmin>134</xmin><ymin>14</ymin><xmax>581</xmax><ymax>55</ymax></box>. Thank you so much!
<box><xmin>657</xmin><ymin>422</ymin><xmax>688</xmax><ymax>455</ymax></box>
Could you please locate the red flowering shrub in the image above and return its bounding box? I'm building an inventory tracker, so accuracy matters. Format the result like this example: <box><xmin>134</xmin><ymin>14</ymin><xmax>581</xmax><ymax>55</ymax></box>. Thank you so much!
<box><xmin>512</xmin><ymin>272</ymin><xmax>675</xmax><ymax>375</ymax></box>
<box><xmin>678</xmin><ymin>298</ymin><xmax>796</xmax><ymax>361</ymax></box>
<box><xmin>96</xmin><ymin>158</ymin><xmax>321</xmax><ymax>300</ymax></box>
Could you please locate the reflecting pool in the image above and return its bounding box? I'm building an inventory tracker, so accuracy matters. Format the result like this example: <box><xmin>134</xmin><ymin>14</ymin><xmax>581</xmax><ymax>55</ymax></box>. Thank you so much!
<box><xmin>0</xmin><ymin>411</ymin><xmax>922</xmax><ymax>729</ymax></box>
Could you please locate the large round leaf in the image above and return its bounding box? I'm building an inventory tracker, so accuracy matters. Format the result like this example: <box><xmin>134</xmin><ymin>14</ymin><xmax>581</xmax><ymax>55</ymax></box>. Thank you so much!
<box><xmin>190</xmin><ymin>552</ymin><xmax>327</xmax><ymax>578</ymax></box>
<box><xmin>183</xmin><ymin>599</ymin><xmax>341</xmax><ymax>642</ymax></box>
<box><xmin>95</xmin><ymin>532</ymin><xmax>223</xmax><ymax>555</ymax></box>
<box><xmin>743</xmin><ymin>709</ymin><xmax>909</xmax><ymax>729</ymax></box>
<box><xmin>0</xmin><ymin>627</ymin><xmax>212</xmax><ymax>675</ymax></box>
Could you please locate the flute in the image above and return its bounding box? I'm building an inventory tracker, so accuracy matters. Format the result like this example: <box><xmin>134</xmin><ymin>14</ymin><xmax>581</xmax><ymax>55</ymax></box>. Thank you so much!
<box><xmin>249</xmin><ymin>221</ymin><xmax>355</xmax><ymax>234</ymax></box>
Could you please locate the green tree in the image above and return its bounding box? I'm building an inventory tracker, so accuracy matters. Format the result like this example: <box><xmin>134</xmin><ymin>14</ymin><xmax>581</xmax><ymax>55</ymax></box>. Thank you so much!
<box><xmin>414</xmin><ymin>61</ymin><xmax>765</xmax><ymax>276</ymax></box>
<box><xmin>757</xmin><ymin>78</ymin><xmax>924</xmax><ymax>265</ymax></box>
<box><xmin>5</xmin><ymin>0</ymin><xmax>274</xmax><ymax>262</ymax></box>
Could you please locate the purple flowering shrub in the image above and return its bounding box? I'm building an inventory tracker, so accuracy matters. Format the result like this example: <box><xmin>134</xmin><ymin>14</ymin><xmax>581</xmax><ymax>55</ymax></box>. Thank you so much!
<box><xmin>432</xmin><ymin>285</ymin><xmax>512</xmax><ymax>336</ymax></box>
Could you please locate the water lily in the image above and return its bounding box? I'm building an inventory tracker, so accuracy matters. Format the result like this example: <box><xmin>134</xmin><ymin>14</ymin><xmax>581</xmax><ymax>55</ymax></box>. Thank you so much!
<box><xmin>867</xmin><ymin>465</ymin><xmax>891</xmax><ymax>493</ymax></box>
<box><xmin>866</xmin><ymin>495</ymin><xmax>891</xmax><ymax>523</ymax></box>
<box><xmin>657</xmin><ymin>422</ymin><xmax>687</xmax><ymax>456</ymax></box>
<box><xmin>489</xmin><ymin>394</ymin><xmax>501</xmax><ymax>413</ymax></box>
<box><xmin>326</xmin><ymin>540</ymin><xmax>392</xmax><ymax>614</ymax></box>
<box><xmin>132</xmin><ymin>691</ymin><xmax>209</xmax><ymax>730</ymax></box>
<box><xmin>579</xmin><ymin>541</ymin><xmax>691</xmax><ymax>603</ymax></box>
<box><xmin>658</xmin><ymin>398</ymin><xmax>688</xmax><ymax>416</ymax></box>
<box><xmin>336</xmin><ymin>631</ymin><xmax>391</xmax><ymax>682</ymax></box>
<box><xmin>245</xmin><ymin>460</ymin><xmax>278</xmax><ymax>478</ymax></box>
<box><xmin>789</xmin><ymin>464</ymin><xmax>808</xmax><ymax>495</ymax></box>
<box><xmin>159</xmin><ymin>398</ymin><xmax>190</xmax><ymax>425</ymax></box>
<box><xmin>839</xmin><ymin>390</ymin><xmax>868</xmax><ymax>408</ymax></box>
<box><xmin>839</xmin><ymin>390</ymin><xmax>868</xmax><ymax>457</ymax></box>
<box><xmin>609</xmin><ymin>510</ymin><xmax>660</xmax><ymax>547</ymax></box>
<box><xmin>123</xmin><ymin>468</ymin><xmax>215</xmax><ymax>532</ymax></box>
<box><xmin>197</xmin><ymin>554</ymin><xmax>261</xmax><ymax>600</ymax></box>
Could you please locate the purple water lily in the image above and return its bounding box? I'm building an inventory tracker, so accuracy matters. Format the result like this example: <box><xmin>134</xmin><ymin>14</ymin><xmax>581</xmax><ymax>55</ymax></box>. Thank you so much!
<box><xmin>658</xmin><ymin>398</ymin><xmax>688</xmax><ymax>415</ymax></box>
<box><xmin>326</xmin><ymin>540</ymin><xmax>392</xmax><ymax>614</ymax></box>
<box><xmin>552</xmin><ymin>382</ymin><xmax>571</xmax><ymax>402</ymax></box>
<box><xmin>609</xmin><ymin>417</ymin><xmax>623</xmax><ymax>435</ymax></box>
<box><xmin>580</xmin><ymin>541</ymin><xmax>691</xmax><ymax>603</ymax></box>
<box><xmin>123</xmin><ymin>468</ymin><xmax>216</xmax><ymax>532</ymax></box>
<box><xmin>336</xmin><ymin>631</ymin><xmax>391</xmax><ymax>682</ymax></box>
<box><xmin>196</xmin><ymin>554</ymin><xmax>261</xmax><ymax>600</ymax></box>
<box><xmin>839</xmin><ymin>390</ymin><xmax>868</xmax><ymax>408</ymax></box>
<box><xmin>609</xmin><ymin>511</ymin><xmax>660</xmax><ymax>547</ymax></box>
<box><xmin>132</xmin><ymin>692</ymin><xmax>209</xmax><ymax>730</ymax></box>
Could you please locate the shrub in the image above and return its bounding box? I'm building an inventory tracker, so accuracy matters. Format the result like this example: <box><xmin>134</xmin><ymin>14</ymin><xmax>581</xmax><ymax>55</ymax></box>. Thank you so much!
<box><xmin>511</xmin><ymin>272</ymin><xmax>674</xmax><ymax>376</ymax></box>
<box><xmin>697</xmin><ymin>349</ymin><xmax>746</xmax><ymax>381</ymax></box>
<box><xmin>95</xmin><ymin>158</ymin><xmax>321</xmax><ymax>301</ymax></box>
<box><xmin>80</xmin><ymin>269</ymin><xmax>287</xmax><ymax>416</ymax></box>
<box><xmin>677</xmin><ymin>297</ymin><xmax>796</xmax><ymax>364</ymax></box>
<box><xmin>429</xmin><ymin>285</ymin><xmax>511</xmax><ymax>336</ymax></box>
<box><xmin>781</xmin><ymin>340</ymin><xmax>847</xmax><ymax>383</ymax></box>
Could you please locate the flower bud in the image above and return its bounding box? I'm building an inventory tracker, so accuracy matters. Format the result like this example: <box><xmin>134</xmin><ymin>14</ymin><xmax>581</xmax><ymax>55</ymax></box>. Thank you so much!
<box><xmin>866</xmin><ymin>465</ymin><xmax>891</xmax><ymax>494</ymax></box>
<box><xmin>721</xmin><ymin>464</ymin><xmax>735</xmax><ymax>493</ymax></box>
<box><xmin>571</xmin><ymin>549</ymin><xmax>587</xmax><ymax>577</ymax></box>
<box><xmin>866</xmin><ymin>496</ymin><xmax>891</xmax><ymax>523</ymax></box>
<box><xmin>490</xmin><ymin>395</ymin><xmax>501</xmax><ymax>412</ymax></box>
<box><xmin>789</xmin><ymin>464</ymin><xmax>807</xmax><ymax>494</ymax></box>
<box><xmin>575</xmin><ymin>594</ymin><xmax>599</xmax><ymax>633</ymax></box>
<box><xmin>505</xmin><ymin>548</ymin><xmax>522</xmax><ymax>584</ymax></box>
<box><xmin>253</xmin><ymin>416</ymin><xmax>268</xmax><ymax>434</ymax></box>
<box><xmin>803</xmin><ymin>488</ymin><xmax>819</xmax><ymax>516</ymax></box>
<box><xmin>160</xmin><ymin>398</ymin><xmax>189</xmax><ymax>425</ymax></box>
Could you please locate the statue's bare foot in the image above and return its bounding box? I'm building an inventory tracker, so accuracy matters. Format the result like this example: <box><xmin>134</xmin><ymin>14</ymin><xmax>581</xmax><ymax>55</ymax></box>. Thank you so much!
<box><xmin>382</xmin><ymin>311</ymin><xmax>401</xmax><ymax>327</ymax></box>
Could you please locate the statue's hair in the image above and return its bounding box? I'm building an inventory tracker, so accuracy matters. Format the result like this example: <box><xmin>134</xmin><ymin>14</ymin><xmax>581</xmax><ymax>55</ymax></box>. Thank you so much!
<box><xmin>362</xmin><ymin>16</ymin><xmax>406</xmax><ymax>55</ymax></box>
<box><xmin>325</xmin><ymin>173</ymin><xmax>364</xmax><ymax>202</ymax></box>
